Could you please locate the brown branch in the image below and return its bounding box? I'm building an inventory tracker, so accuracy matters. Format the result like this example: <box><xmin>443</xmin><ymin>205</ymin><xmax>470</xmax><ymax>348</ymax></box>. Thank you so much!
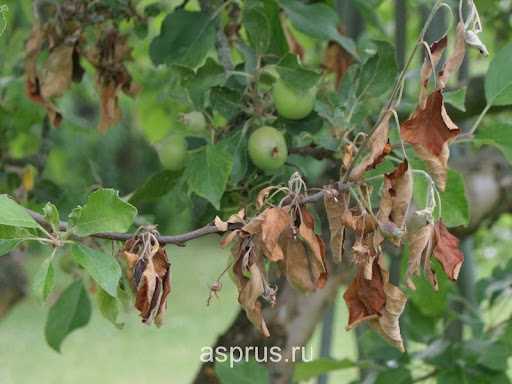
<box><xmin>26</xmin><ymin>180</ymin><xmax>354</xmax><ymax>245</ymax></box>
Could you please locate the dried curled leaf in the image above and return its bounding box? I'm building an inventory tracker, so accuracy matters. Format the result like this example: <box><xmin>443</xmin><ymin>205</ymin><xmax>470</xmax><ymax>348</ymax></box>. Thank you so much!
<box><xmin>259</xmin><ymin>207</ymin><xmax>291</xmax><ymax>262</ymax></box>
<box><xmin>122</xmin><ymin>235</ymin><xmax>171</xmax><ymax>326</ymax></box>
<box><xmin>350</xmin><ymin>111</ymin><xmax>392</xmax><ymax>181</ymax></box>
<box><xmin>25</xmin><ymin>26</ymin><xmax>62</xmax><ymax>127</ymax></box>
<box><xmin>85</xmin><ymin>29</ymin><xmax>140</xmax><ymax>133</ymax></box>
<box><xmin>282</xmin><ymin>207</ymin><xmax>327</xmax><ymax>292</ymax></box>
<box><xmin>344</xmin><ymin>258</ymin><xmax>407</xmax><ymax>352</ymax></box>
<box><xmin>438</xmin><ymin>22</ymin><xmax>466</xmax><ymax>89</ymax></box>
<box><xmin>369</xmin><ymin>281</ymin><xmax>407</xmax><ymax>353</ymax></box>
<box><xmin>400</xmin><ymin>90</ymin><xmax>460</xmax><ymax>190</ymax></box>
<box><xmin>433</xmin><ymin>221</ymin><xmax>464</xmax><ymax>281</ymax></box>
<box><xmin>377</xmin><ymin>161</ymin><xmax>413</xmax><ymax>246</ymax></box>
<box><xmin>405</xmin><ymin>216</ymin><xmax>435</xmax><ymax>291</ymax></box>
<box><xmin>323</xmin><ymin>191</ymin><xmax>350</xmax><ymax>263</ymax></box>
<box><xmin>324</xmin><ymin>41</ymin><xmax>352</xmax><ymax>88</ymax></box>
<box><xmin>419</xmin><ymin>36</ymin><xmax>448</xmax><ymax>104</ymax></box>
<box><xmin>232</xmin><ymin>239</ymin><xmax>270</xmax><ymax>337</ymax></box>
<box><xmin>343</xmin><ymin>258</ymin><xmax>386</xmax><ymax>330</ymax></box>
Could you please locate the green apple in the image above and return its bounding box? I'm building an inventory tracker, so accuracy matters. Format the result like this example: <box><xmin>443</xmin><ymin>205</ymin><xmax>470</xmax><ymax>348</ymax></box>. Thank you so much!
<box><xmin>272</xmin><ymin>79</ymin><xmax>316</xmax><ymax>120</ymax></box>
<box><xmin>181</xmin><ymin>111</ymin><xmax>207</xmax><ymax>133</ymax></box>
<box><xmin>157</xmin><ymin>134</ymin><xmax>187</xmax><ymax>171</ymax></box>
<box><xmin>248</xmin><ymin>126</ymin><xmax>288</xmax><ymax>172</ymax></box>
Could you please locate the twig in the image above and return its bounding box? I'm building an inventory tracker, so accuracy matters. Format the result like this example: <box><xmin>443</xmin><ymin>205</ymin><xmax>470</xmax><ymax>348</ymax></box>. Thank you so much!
<box><xmin>289</xmin><ymin>145</ymin><xmax>337</xmax><ymax>160</ymax></box>
<box><xmin>26</xmin><ymin>180</ymin><xmax>355</xmax><ymax>245</ymax></box>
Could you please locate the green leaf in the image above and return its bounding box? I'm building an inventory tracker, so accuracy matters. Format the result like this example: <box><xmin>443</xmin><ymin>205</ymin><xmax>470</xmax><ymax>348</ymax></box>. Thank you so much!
<box><xmin>475</xmin><ymin>341</ymin><xmax>510</xmax><ymax>372</ymax></box>
<box><xmin>69</xmin><ymin>189</ymin><xmax>137</xmax><ymax>237</ymax></box>
<box><xmin>279</xmin><ymin>0</ymin><xmax>358</xmax><ymax>59</ymax></box>
<box><xmin>220</xmin><ymin>129</ymin><xmax>249</xmax><ymax>184</ymax></box>
<box><xmin>150</xmin><ymin>10</ymin><xmax>216</xmax><ymax>68</ymax></box>
<box><xmin>485</xmin><ymin>43</ymin><xmax>512</xmax><ymax>106</ymax></box>
<box><xmin>45</xmin><ymin>280</ymin><xmax>91</xmax><ymax>352</ymax></box>
<box><xmin>180</xmin><ymin>58</ymin><xmax>225</xmax><ymax>108</ymax></box>
<box><xmin>71</xmin><ymin>245</ymin><xmax>121</xmax><ymax>298</ymax></box>
<box><xmin>475</xmin><ymin>123</ymin><xmax>512</xmax><ymax>165</ymax></box>
<box><xmin>444</xmin><ymin>88</ymin><xmax>467</xmax><ymax>112</ymax></box>
<box><xmin>210</xmin><ymin>86</ymin><xmax>243</xmax><ymax>120</ymax></box>
<box><xmin>294</xmin><ymin>358</ymin><xmax>356</xmax><ymax>381</ymax></box>
<box><xmin>43</xmin><ymin>202</ymin><xmax>60</xmax><ymax>233</ymax></box>
<box><xmin>356</xmin><ymin>40</ymin><xmax>397</xmax><ymax>98</ymax></box>
<box><xmin>96</xmin><ymin>287</ymin><xmax>123</xmax><ymax>329</ymax></box>
<box><xmin>215</xmin><ymin>360</ymin><xmax>268</xmax><ymax>384</ymax></box>
<box><xmin>275</xmin><ymin>53</ymin><xmax>321</xmax><ymax>92</ymax></box>
<box><xmin>184</xmin><ymin>144</ymin><xmax>233</xmax><ymax>209</ymax></box>
<box><xmin>129</xmin><ymin>170</ymin><xmax>182</xmax><ymax>207</ymax></box>
<box><xmin>243</xmin><ymin>3</ymin><xmax>271</xmax><ymax>54</ymax></box>
<box><xmin>0</xmin><ymin>194</ymin><xmax>41</xmax><ymax>229</ymax></box>
<box><xmin>33</xmin><ymin>256</ymin><xmax>55</xmax><ymax>301</ymax></box>
<box><xmin>413</xmin><ymin>167</ymin><xmax>469</xmax><ymax>227</ymax></box>
<box><xmin>0</xmin><ymin>240</ymin><xmax>20</xmax><ymax>256</ymax></box>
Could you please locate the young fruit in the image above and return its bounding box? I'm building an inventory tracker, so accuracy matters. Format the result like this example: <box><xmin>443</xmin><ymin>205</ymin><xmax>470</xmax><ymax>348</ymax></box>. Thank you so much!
<box><xmin>157</xmin><ymin>134</ymin><xmax>187</xmax><ymax>171</ymax></box>
<box><xmin>181</xmin><ymin>111</ymin><xmax>207</xmax><ymax>133</ymax></box>
<box><xmin>272</xmin><ymin>79</ymin><xmax>316</xmax><ymax>120</ymax></box>
<box><xmin>248</xmin><ymin>126</ymin><xmax>288</xmax><ymax>172</ymax></box>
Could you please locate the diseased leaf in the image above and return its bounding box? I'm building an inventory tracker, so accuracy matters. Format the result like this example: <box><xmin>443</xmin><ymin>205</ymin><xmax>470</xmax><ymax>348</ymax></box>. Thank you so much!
<box><xmin>40</xmin><ymin>44</ymin><xmax>74</xmax><ymax>99</ymax></box>
<box><xmin>71</xmin><ymin>245</ymin><xmax>122</xmax><ymax>298</ymax></box>
<box><xmin>377</xmin><ymin>161</ymin><xmax>412</xmax><ymax>246</ymax></box>
<box><xmin>259</xmin><ymin>207</ymin><xmax>291</xmax><ymax>262</ymax></box>
<box><xmin>149</xmin><ymin>10</ymin><xmax>215</xmax><ymax>68</ymax></box>
<box><xmin>400</xmin><ymin>90</ymin><xmax>460</xmax><ymax>191</ymax></box>
<box><xmin>32</xmin><ymin>256</ymin><xmax>55</xmax><ymax>301</ymax></box>
<box><xmin>343</xmin><ymin>258</ymin><xmax>386</xmax><ymax>330</ymax></box>
<box><xmin>405</xmin><ymin>214</ymin><xmax>435</xmax><ymax>291</ymax></box>
<box><xmin>433</xmin><ymin>221</ymin><xmax>464</xmax><ymax>281</ymax></box>
<box><xmin>122</xmin><ymin>238</ymin><xmax>171</xmax><ymax>326</ymax></box>
<box><xmin>0</xmin><ymin>194</ymin><xmax>41</xmax><ymax>229</ymax></box>
<box><xmin>184</xmin><ymin>144</ymin><xmax>233</xmax><ymax>209</ymax></box>
<box><xmin>350</xmin><ymin>111</ymin><xmax>391</xmax><ymax>180</ymax></box>
<box><xmin>485</xmin><ymin>43</ymin><xmax>512</xmax><ymax>106</ymax></box>
<box><xmin>323</xmin><ymin>192</ymin><xmax>350</xmax><ymax>263</ymax></box>
<box><xmin>279</xmin><ymin>0</ymin><xmax>358</xmax><ymax>59</ymax></box>
<box><xmin>45</xmin><ymin>280</ymin><xmax>91</xmax><ymax>352</ymax></box>
<box><xmin>438</xmin><ymin>22</ymin><xmax>466</xmax><ymax>89</ymax></box>
<box><xmin>69</xmin><ymin>189</ymin><xmax>137</xmax><ymax>237</ymax></box>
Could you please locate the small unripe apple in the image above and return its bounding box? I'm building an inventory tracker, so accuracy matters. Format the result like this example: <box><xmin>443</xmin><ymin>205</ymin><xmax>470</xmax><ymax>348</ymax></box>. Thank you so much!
<box><xmin>272</xmin><ymin>79</ymin><xmax>316</xmax><ymax>120</ymax></box>
<box><xmin>248</xmin><ymin>126</ymin><xmax>288</xmax><ymax>172</ymax></box>
<box><xmin>157</xmin><ymin>134</ymin><xmax>187</xmax><ymax>171</ymax></box>
<box><xmin>181</xmin><ymin>111</ymin><xmax>207</xmax><ymax>133</ymax></box>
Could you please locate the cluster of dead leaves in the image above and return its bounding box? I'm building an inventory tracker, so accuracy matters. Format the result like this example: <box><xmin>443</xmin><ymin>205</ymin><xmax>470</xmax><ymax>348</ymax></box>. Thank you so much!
<box><xmin>324</xmin><ymin>160</ymin><xmax>412</xmax><ymax>351</ymax></box>
<box><xmin>121</xmin><ymin>231</ymin><xmax>171</xmax><ymax>326</ymax></box>
<box><xmin>220</xmin><ymin>205</ymin><xmax>328</xmax><ymax>337</ymax></box>
<box><xmin>24</xmin><ymin>2</ymin><xmax>138</xmax><ymax>132</ymax></box>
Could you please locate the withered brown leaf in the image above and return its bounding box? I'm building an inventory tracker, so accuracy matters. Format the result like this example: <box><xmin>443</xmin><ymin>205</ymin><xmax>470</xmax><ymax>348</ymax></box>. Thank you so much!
<box><xmin>377</xmin><ymin>161</ymin><xmax>413</xmax><ymax>246</ymax></box>
<box><xmin>350</xmin><ymin>111</ymin><xmax>392</xmax><ymax>181</ymax></box>
<box><xmin>343</xmin><ymin>258</ymin><xmax>386</xmax><ymax>330</ymax></box>
<box><xmin>122</xmin><ymin>237</ymin><xmax>171</xmax><ymax>326</ymax></box>
<box><xmin>400</xmin><ymin>90</ymin><xmax>460</xmax><ymax>190</ymax></box>
<box><xmin>323</xmin><ymin>191</ymin><xmax>350</xmax><ymax>263</ymax></box>
<box><xmin>405</xmin><ymin>214</ymin><xmax>436</xmax><ymax>290</ymax></box>
<box><xmin>433</xmin><ymin>221</ymin><xmax>464</xmax><ymax>281</ymax></box>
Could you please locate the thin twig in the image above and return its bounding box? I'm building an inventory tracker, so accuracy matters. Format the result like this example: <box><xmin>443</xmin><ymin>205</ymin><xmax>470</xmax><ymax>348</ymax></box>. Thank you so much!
<box><xmin>26</xmin><ymin>180</ymin><xmax>355</xmax><ymax>246</ymax></box>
